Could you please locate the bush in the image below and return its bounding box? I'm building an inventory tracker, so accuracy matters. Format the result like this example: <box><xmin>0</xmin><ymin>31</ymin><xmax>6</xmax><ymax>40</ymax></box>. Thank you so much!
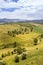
<box><xmin>14</xmin><ymin>55</ymin><xmax>19</xmax><ymax>63</ymax></box>
<box><xmin>12</xmin><ymin>34</ymin><xmax>16</xmax><ymax>37</ymax></box>
<box><xmin>13</xmin><ymin>42</ymin><xmax>17</xmax><ymax>47</ymax></box>
<box><xmin>41</xmin><ymin>34</ymin><xmax>43</xmax><ymax>38</ymax></box>
<box><xmin>14</xmin><ymin>49</ymin><xmax>17</xmax><ymax>54</ymax></box>
<box><xmin>4</xmin><ymin>44</ymin><xmax>8</xmax><ymax>48</ymax></box>
<box><xmin>24</xmin><ymin>28</ymin><xmax>27</xmax><ymax>32</ymax></box>
<box><xmin>22</xmin><ymin>48</ymin><xmax>26</xmax><ymax>52</ymax></box>
<box><xmin>8</xmin><ymin>31</ymin><xmax>12</xmax><ymax>36</ymax></box>
<box><xmin>2</xmin><ymin>54</ymin><xmax>5</xmax><ymax>58</ymax></box>
<box><xmin>11</xmin><ymin>51</ymin><xmax>14</xmax><ymax>55</ymax></box>
<box><xmin>17</xmin><ymin>47</ymin><xmax>22</xmax><ymax>54</ymax></box>
<box><xmin>14</xmin><ymin>49</ymin><xmax>17</xmax><ymax>52</ymax></box>
<box><xmin>34</xmin><ymin>38</ymin><xmax>38</xmax><ymax>45</ymax></box>
<box><xmin>2</xmin><ymin>53</ymin><xmax>7</xmax><ymax>58</ymax></box>
<box><xmin>30</xmin><ymin>27</ymin><xmax>33</xmax><ymax>32</ymax></box>
<box><xmin>0</xmin><ymin>61</ymin><xmax>6</xmax><ymax>65</ymax></box>
<box><xmin>7</xmin><ymin>51</ymin><xmax>10</xmax><ymax>56</ymax></box>
<box><xmin>21</xmin><ymin>53</ymin><xmax>27</xmax><ymax>60</ymax></box>
<box><xmin>36</xmin><ymin>48</ymin><xmax>38</xmax><ymax>50</ymax></box>
<box><xmin>34</xmin><ymin>43</ymin><xmax>37</xmax><ymax>45</ymax></box>
<box><xmin>0</xmin><ymin>56</ymin><xmax>2</xmax><ymax>60</ymax></box>
<box><xmin>4</xmin><ymin>53</ymin><xmax>7</xmax><ymax>57</ymax></box>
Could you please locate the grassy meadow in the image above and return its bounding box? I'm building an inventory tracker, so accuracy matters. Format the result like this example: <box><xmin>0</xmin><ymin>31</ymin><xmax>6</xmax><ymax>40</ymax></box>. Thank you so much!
<box><xmin>0</xmin><ymin>22</ymin><xmax>43</xmax><ymax>65</ymax></box>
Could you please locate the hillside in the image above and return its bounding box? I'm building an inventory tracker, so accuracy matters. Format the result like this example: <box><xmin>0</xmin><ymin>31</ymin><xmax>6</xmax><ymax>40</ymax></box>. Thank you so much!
<box><xmin>0</xmin><ymin>22</ymin><xmax>43</xmax><ymax>65</ymax></box>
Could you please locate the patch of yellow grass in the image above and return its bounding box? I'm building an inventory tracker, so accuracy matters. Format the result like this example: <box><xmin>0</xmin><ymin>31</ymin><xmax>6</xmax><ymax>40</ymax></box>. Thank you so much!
<box><xmin>0</xmin><ymin>24</ymin><xmax>20</xmax><ymax>33</ymax></box>
<box><xmin>0</xmin><ymin>48</ymin><xmax>14</xmax><ymax>55</ymax></box>
<box><xmin>17</xmin><ymin>32</ymin><xmax>39</xmax><ymax>41</ymax></box>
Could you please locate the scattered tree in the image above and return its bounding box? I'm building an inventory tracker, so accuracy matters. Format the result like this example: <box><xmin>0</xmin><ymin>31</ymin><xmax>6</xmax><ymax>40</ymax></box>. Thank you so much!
<box><xmin>17</xmin><ymin>47</ymin><xmax>22</xmax><ymax>54</ymax></box>
<box><xmin>34</xmin><ymin>38</ymin><xmax>38</xmax><ymax>45</ymax></box>
<box><xmin>0</xmin><ymin>56</ymin><xmax>2</xmax><ymax>60</ymax></box>
<box><xmin>13</xmin><ymin>42</ymin><xmax>17</xmax><ymax>47</ymax></box>
<box><xmin>14</xmin><ymin>55</ymin><xmax>19</xmax><ymax>63</ymax></box>
<box><xmin>11</xmin><ymin>51</ymin><xmax>14</xmax><ymax>55</ymax></box>
<box><xmin>30</xmin><ymin>27</ymin><xmax>33</xmax><ymax>32</ymax></box>
<box><xmin>2</xmin><ymin>54</ymin><xmax>5</xmax><ymax>58</ymax></box>
<box><xmin>24</xmin><ymin>28</ymin><xmax>27</xmax><ymax>32</ymax></box>
<box><xmin>40</xmin><ymin>34</ymin><xmax>43</xmax><ymax>38</ymax></box>
<box><xmin>22</xmin><ymin>48</ymin><xmax>26</xmax><ymax>52</ymax></box>
<box><xmin>7</xmin><ymin>51</ymin><xmax>10</xmax><ymax>56</ymax></box>
<box><xmin>0</xmin><ymin>61</ymin><xmax>6</xmax><ymax>65</ymax></box>
<box><xmin>21</xmin><ymin>53</ymin><xmax>27</xmax><ymax>60</ymax></box>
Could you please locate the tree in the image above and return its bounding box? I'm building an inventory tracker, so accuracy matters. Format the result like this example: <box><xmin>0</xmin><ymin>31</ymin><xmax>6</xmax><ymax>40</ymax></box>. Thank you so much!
<box><xmin>22</xmin><ymin>48</ymin><xmax>26</xmax><ymax>52</ymax></box>
<box><xmin>41</xmin><ymin>34</ymin><xmax>43</xmax><ymax>38</ymax></box>
<box><xmin>34</xmin><ymin>38</ymin><xmax>38</xmax><ymax>45</ymax></box>
<box><xmin>8</xmin><ymin>31</ymin><xmax>11</xmax><ymax>36</ymax></box>
<box><xmin>0</xmin><ymin>56</ymin><xmax>2</xmax><ymax>60</ymax></box>
<box><xmin>14</xmin><ymin>49</ymin><xmax>17</xmax><ymax>52</ymax></box>
<box><xmin>17</xmin><ymin>47</ymin><xmax>22</xmax><ymax>54</ymax></box>
<box><xmin>11</xmin><ymin>51</ymin><xmax>14</xmax><ymax>55</ymax></box>
<box><xmin>2</xmin><ymin>54</ymin><xmax>5</xmax><ymax>58</ymax></box>
<box><xmin>0</xmin><ymin>61</ymin><xmax>6</xmax><ymax>65</ymax></box>
<box><xmin>21</xmin><ymin>53</ymin><xmax>27</xmax><ymax>60</ymax></box>
<box><xmin>12</xmin><ymin>34</ymin><xmax>16</xmax><ymax>37</ymax></box>
<box><xmin>13</xmin><ymin>42</ymin><xmax>17</xmax><ymax>47</ymax></box>
<box><xmin>7</xmin><ymin>51</ymin><xmax>10</xmax><ymax>56</ymax></box>
<box><xmin>24</xmin><ymin>28</ymin><xmax>27</xmax><ymax>32</ymax></box>
<box><xmin>14</xmin><ymin>30</ymin><xmax>17</xmax><ymax>34</ymax></box>
<box><xmin>30</xmin><ymin>27</ymin><xmax>33</xmax><ymax>32</ymax></box>
<box><xmin>14</xmin><ymin>55</ymin><xmax>19</xmax><ymax>62</ymax></box>
<box><xmin>14</xmin><ymin>49</ymin><xmax>17</xmax><ymax>54</ymax></box>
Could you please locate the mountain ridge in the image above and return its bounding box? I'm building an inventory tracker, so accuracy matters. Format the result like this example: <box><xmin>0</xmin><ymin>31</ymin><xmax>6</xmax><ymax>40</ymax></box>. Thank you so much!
<box><xmin>0</xmin><ymin>19</ymin><xmax>43</xmax><ymax>23</ymax></box>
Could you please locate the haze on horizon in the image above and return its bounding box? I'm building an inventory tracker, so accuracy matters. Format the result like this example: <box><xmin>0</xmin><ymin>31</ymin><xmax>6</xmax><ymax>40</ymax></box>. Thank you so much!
<box><xmin>0</xmin><ymin>0</ymin><xmax>43</xmax><ymax>20</ymax></box>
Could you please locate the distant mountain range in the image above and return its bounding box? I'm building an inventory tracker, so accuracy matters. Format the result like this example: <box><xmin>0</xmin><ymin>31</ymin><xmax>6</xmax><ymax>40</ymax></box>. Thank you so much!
<box><xmin>0</xmin><ymin>19</ymin><xmax>21</xmax><ymax>23</ymax></box>
<box><xmin>0</xmin><ymin>18</ymin><xmax>43</xmax><ymax>23</ymax></box>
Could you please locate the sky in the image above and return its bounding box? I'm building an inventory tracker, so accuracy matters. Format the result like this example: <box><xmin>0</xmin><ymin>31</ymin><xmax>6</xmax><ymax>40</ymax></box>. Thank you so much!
<box><xmin>0</xmin><ymin>0</ymin><xmax>43</xmax><ymax>20</ymax></box>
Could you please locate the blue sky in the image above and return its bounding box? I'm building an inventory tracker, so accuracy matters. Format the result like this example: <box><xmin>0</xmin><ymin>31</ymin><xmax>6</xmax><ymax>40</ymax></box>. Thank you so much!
<box><xmin>0</xmin><ymin>0</ymin><xmax>43</xmax><ymax>20</ymax></box>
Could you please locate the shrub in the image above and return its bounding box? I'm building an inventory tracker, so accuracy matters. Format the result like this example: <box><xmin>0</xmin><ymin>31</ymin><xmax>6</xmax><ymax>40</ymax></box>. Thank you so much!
<box><xmin>34</xmin><ymin>43</ymin><xmax>37</xmax><ymax>45</ymax></box>
<box><xmin>36</xmin><ymin>48</ymin><xmax>38</xmax><ymax>50</ymax></box>
<box><xmin>0</xmin><ymin>56</ymin><xmax>2</xmax><ymax>60</ymax></box>
<box><xmin>7</xmin><ymin>51</ymin><xmax>10</xmax><ymax>56</ymax></box>
<box><xmin>34</xmin><ymin>38</ymin><xmax>38</xmax><ymax>45</ymax></box>
<box><xmin>4</xmin><ymin>53</ymin><xmax>7</xmax><ymax>57</ymax></box>
<box><xmin>13</xmin><ymin>42</ymin><xmax>17</xmax><ymax>47</ymax></box>
<box><xmin>24</xmin><ymin>28</ymin><xmax>27</xmax><ymax>32</ymax></box>
<box><xmin>4</xmin><ymin>44</ymin><xmax>8</xmax><ymax>48</ymax></box>
<box><xmin>11</xmin><ymin>51</ymin><xmax>14</xmax><ymax>55</ymax></box>
<box><xmin>0</xmin><ymin>61</ymin><xmax>6</xmax><ymax>65</ymax></box>
<box><xmin>21</xmin><ymin>53</ymin><xmax>27</xmax><ymax>60</ymax></box>
<box><xmin>17</xmin><ymin>47</ymin><xmax>22</xmax><ymax>54</ymax></box>
<box><xmin>22</xmin><ymin>48</ymin><xmax>26</xmax><ymax>52</ymax></box>
<box><xmin>41</xmin><ymin>34</ymin><xmax>43</xmax><ymax>38</ymax></box>
<box><xmin>2</xmin><ymin>53</ymin><xmax>7</xmax><ymax>58</ymax></box>
<box><xmin>8</xmin><ymin>31</ymin><xmax>12</xmax><ymax>36</ymax></box>
<box><xmin>13</xmin><ymin>30</ymin><xmax>17</xmax><ymax>34</ymax></box>
<box><xmin>2</xmin><ymin>54</ymin><xmax>5</xmax><ymax>58</ymax></box>
<box><xmin>14</xmin><ymin>49</ymin><xmax>17</xmax><ymax>54</ymax></box>
<box><xmin>14</xmin><ymin>55</ymin><xmax>19</xmax><ymax>63</ymax></box>
<box><xmin>30</xmin><ymin>27</ymin><xmax>33</xmax><ymax>32</ymax></box>
<box><xmin>12</xmin><ymin>34</ymin><xmax>16</xmax><ymax>37</ymax></box>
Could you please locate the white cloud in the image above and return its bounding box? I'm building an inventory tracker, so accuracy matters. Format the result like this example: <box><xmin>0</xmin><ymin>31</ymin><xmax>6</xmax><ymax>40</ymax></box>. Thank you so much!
<box><xmin>0</xmin><ymin>0</ymin><xmax>43</xmax><ymax>20</ymax></box>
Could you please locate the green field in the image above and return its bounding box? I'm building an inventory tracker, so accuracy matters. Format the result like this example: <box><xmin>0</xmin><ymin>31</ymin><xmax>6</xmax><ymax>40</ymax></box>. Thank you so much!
<box><xmin>0</xmin><ymin>22</ymin><xmax>43</xmax><ymax>65</ymax></box>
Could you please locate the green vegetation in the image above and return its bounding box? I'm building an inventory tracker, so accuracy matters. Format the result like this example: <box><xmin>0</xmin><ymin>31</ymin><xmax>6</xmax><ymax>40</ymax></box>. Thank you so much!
<box><xmin>21</xmin><ymin>53</ymin><xmax>27</xmax><ymax>60</ymax></box>
<box><xmin>14</xmin><ymin>55</ymin><xmax>19</xmax><ymax>63</ymax></box>
<box><xmin>41</xmin><ymin>34</ymin><xmax>43</xmax><ymax>38</ymax></box>
<box><xmin>17</xmin><ymin>47</ymin><xmax>23</xmax><ymax>54</ymax></box>
<box><xmin>0</xmin><ymin>22</ymin><xmax>43</xmax><ymax>65</ymax></box>
<box><xmin>34</xmin><ymin>38</ymin><xmax>38</xmax><ymax>45</ymax></box>
<box><xmin>0</xmin><ymin>61</ymin><xmax>6</xmax><ymax>65</ymax></box>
